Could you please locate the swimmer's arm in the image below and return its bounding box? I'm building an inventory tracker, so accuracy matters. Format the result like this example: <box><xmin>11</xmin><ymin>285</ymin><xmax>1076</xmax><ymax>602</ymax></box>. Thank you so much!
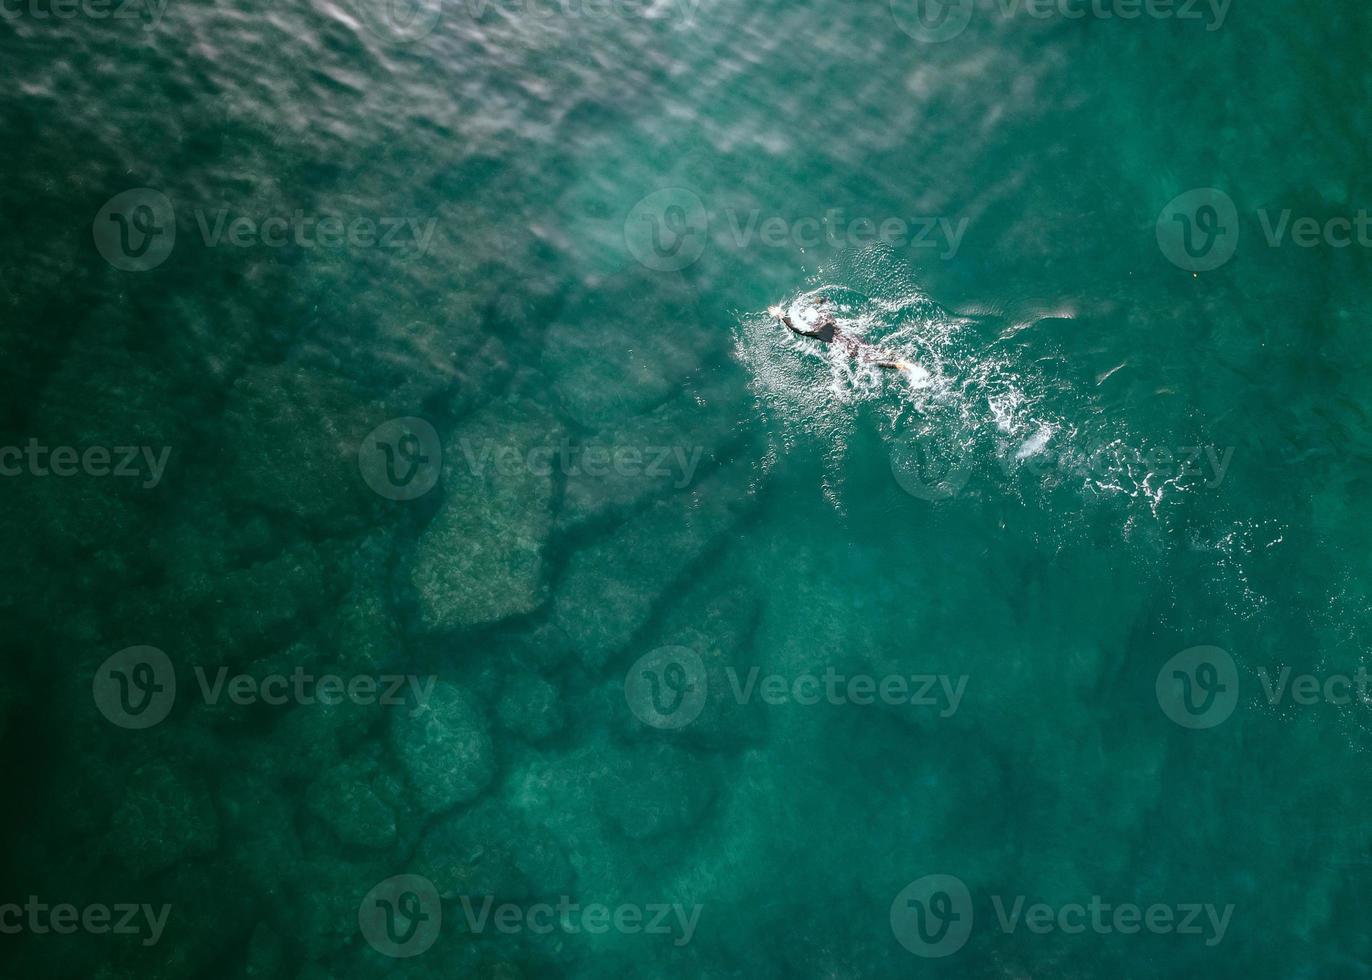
<box><xmin>869</xmin><ymin>354</ymin><xmax>917</xmax><ymax>373</ymax></box>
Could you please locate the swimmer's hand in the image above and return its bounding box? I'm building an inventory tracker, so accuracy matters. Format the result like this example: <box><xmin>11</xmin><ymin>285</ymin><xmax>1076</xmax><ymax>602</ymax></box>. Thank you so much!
<box><xmin>876</xmin><ymin>359</ymin><xmax>932</xmax><ymax>386</ymax></box>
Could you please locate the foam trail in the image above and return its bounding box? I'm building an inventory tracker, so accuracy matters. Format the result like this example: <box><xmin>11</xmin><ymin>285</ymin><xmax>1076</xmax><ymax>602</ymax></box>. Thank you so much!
<box><xmin>734</xmin><ymin>244</ymin><xmax>1210</xmax><ymax>517</ymax></box>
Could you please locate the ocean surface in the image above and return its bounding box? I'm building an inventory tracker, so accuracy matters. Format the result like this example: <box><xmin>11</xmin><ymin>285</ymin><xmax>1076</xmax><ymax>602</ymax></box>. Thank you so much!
<box><xmin>3</xmin><ymin>0</ymin><xmax>1372</xmax><ymax>975</ymax></box>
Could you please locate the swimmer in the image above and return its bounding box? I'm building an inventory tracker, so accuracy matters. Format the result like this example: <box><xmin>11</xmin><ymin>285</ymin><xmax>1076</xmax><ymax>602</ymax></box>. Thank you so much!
<box><xmin>770</xmin><ymin>296</ymin><xmax>923</xmax><ymax>377</ymax></box>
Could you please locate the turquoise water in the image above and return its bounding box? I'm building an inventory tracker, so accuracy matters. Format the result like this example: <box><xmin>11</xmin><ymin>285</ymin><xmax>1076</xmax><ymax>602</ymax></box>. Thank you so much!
<box><xmin>3</xmin><ymin>0</ymin><xmax>1372</xmax><ymax>975</ymax></box>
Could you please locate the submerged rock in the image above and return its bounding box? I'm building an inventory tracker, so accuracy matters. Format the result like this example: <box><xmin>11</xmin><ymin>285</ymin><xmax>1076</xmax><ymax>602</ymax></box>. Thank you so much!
<box><xmin>0</xmin><ymin>674</ymin><xmax>12</xmax><ymax>742</ymax></box>
<box><xmin>415</xmin><ymin>798</ymin><xmax>574</xmax><ymax>903</ymax></box>
<box><xmin>625</xmin><ymin>554</ymin><xmax>773</xmax><ymax>746</ymax></box>
<box><xmin>390</xmin><ymin>681</ymin><xmax>495</xmax><ymax>815</ymax></box>
<box><xmin>329</xmin><ymin>532</ymin><xmax>404</xmax><ymax>675</ymax></box>
<box><xmin>305</xmin><ymin>751</ymin><xmax>399</xmax><ymax>850</ymax></box>
<box><xmin>594</xmin><ymin>742</ymin><xmax>716</xmax><ymax>841</ymax></box>
<box><xmin>496</xmin><ymin>671</ymin><xmax>565</xmax><ymax>742</ymax></box>
<box><xmin>19</xmin><ymin>330</ymin><xmax>187</xmax><ymax>576</ymax></box>
<box><xmin>253</xmin><ymin>681</ymin><xmax>372</xmax><ymax>783</ymax></box>
<box><xmin>408</xmin><ymin>403</ymin><xmax>562</xmax><ymax>632</ymax></box>
<box><xmin>218</xmin><ymin>363</ymin><xmax>381</xmax><ymax>528</ymax></box>
<box><xmin>485</xmin><ymin>621</ymin><xmax>577</xmax><ymax>673</ymax></box>
<box><xmin>243</xmin><ymin>921</ymin><xmax>288</xmax><ymax>979</ymax></box>
<box><xmin>203</xmin><ymin>542</ymin><xmax>338</xmax><ymax>667</ymax></box>
<box><xmin>552</xmin><ymin>456</ymin><xmax>759</xmax><ymax>668</ymax></box>
<box><xmin>558</xmin><ymin>363</ymin><xmax>757</xmax><ymax>532</ymax></box>
<box><xmin>542</xmin><ymin>272</ymin><xmax>719</xmax><ymax>430</ymax></box>
<box><xmin>214</xmin><ymin>772</ymin><xmax>302</xmax><ymax>899</ymax></box>
<box><xmin>106</xmin><ymin>761</ymin><xmax>220</xmax><ymax>878</ymax></box>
